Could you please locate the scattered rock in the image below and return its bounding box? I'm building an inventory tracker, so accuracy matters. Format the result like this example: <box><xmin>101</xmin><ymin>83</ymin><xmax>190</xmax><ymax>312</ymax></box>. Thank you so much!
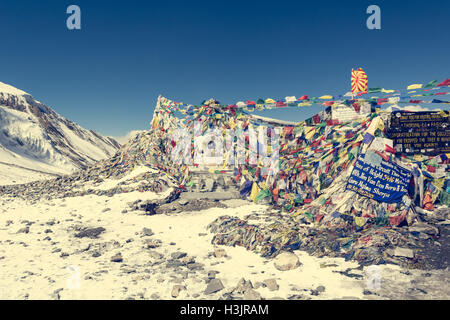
<box><xmin>214</xmin><ymin>248</ymin><xmax>227</xmax><ymax>258</ymax></box>
<box><xmin>311</xmin><ymin>285</ymin><xmax>326</xmax><ymax>296</ymax></box>
<box><xmin>409</xmin><ymin>223</ymin><xmax>439</xmax><ymax>236</ymax></box>
<box><xmin>150</xmin><ymin>293</ymin><xmax>160</xmax><ymax>299</ymax></box>
<box><xmin>142</xmin><ymin>228</ymin><xmax>154</xmax><ymax>237</ymax></box>
<box><xmin>243</xmin><ymin>289</ymin><xmax>262</xmax><ymax>300</ymax></box>
<box><xmin>233</xmin><ymin>278</ymin><xmax>253</xmax><ymax>295</ymax></box>
<box><xmin>207</xmin><ymin>270</ymin><xmax>220</xmax><ymax>279</ymax></box>
<box><xmin>263</xmin><ymin>279</ymin><xmax>279</xmax><ymax>291</ymax></box>
<box><xmin>171</xmin><ymin>251</ymin><xmax>187</xmax><ymax>259</ymax></box>
<box><xmin>102</xmin><ymin>208</ymin><xmax>111</xmax><ymax>213</ymax></box>
<box><xmin>111</xmin><ymin>253</ymin><xmax>123</xmax><ymax>262</ymax></box>
<box><xmin>171</xmin><ymin>285</ymin><xmax>186</xmax><ymax>298</ymax></box>
<box><xmin>274</xmin><ymin>252</ymin><xmax>300</xmax><ymax>271</ymax></box>
<box><xmin>394</xmin><ymin>247</ymin><xmax>414</xmax><ymax>259</ymax></box>
<box><xmin>204</xmin><ymin>279</ymin><xmax>225</xmax><ymax>295</ymax></box>
<box><xmin>148</xmin><ymin>251</ymin><xmax>164</xmax><ymax>260</ymax></box>
<box><xmin>17</xmin><ymin>227</ymin><xmax>29</xmax><ymax>234</ymax></box>
<box><xmin>186</xmin><ymin>263</ymin><xmax>204</xmax><ymax>271</ymax></box>
<box><xmin>144</xmin><ymin>239</ymin><xmax>161</xmax><ymax>249</ymax></box>
<box><xmin>75</xmin><ymin>227</ymin><xmax>105</xmax><ymax>239</ymax></box>
<box><xmin>316</xmin><ymin>285</ymin><xmax>326</xmax><ymax>293</ymax></box>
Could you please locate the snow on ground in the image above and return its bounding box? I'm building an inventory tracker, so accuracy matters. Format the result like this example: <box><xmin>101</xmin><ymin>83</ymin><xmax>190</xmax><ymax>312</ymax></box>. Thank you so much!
<box><xmin>0</xmin><ymin>162</ymin><xmax>56</xmax><ymax>186</ymax></box>
<box><xmin>0</xmin><ymin>170</ymin><xmax>448</xmax><ymax>300</ymax></box>
<box><xmin>72</xmin><ymin>166</ymin><xmax>160</xmax><ymax>192</ymax></box>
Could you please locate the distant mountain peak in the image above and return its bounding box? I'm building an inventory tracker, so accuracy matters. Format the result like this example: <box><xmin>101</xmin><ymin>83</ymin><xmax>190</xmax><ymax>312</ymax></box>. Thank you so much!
<box><xmin>0</xmin><ymin>81</ymin><xmax>121</xmax><ymax>185</ymax></box>
<box><xmin>0</xmin><ymin>81</ymin><xmax>30</xmax><ymax>96</ymax></box>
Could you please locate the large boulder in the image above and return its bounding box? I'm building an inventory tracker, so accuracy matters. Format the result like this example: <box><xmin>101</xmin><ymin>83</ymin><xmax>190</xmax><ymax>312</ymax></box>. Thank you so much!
<box><xmin>274</xmin><ymin>252</ymin><xmax>301</xmax><ymax>271</ymax></box>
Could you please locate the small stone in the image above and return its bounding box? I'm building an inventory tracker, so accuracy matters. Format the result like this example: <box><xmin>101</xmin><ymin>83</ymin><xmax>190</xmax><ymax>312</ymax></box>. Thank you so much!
<box><xmin>316</xmin><ymin>285</ymin><xmax>326</xmax><ymax>293</ymax></box>
<box><xmin>394</xmin><ymin>247</ymin><xmax>414</xmax><ymax>259</ymax></box>
<box><xmin>214</xmin><ymin>248</ymin><xmax>227</xmax><ymax>258</ymax></box>
<box><xmin>263</xmin><ymin>279</ymin><xmax>279</xmax><ymax>291</ymax></box>
<box><xmin>102</xmin><ymin>208</ymin><xmax>111</xmax><ymax>213</ymax></box>
<box><xmin>142</xmin><ymin>228</ymin><xmax>154</xmax><ymax>236</ymax></box>
<box><xmin>171</xmin><ymin>251</ymin><xmax>187</xmax><ymax>259</ymax></box>
<box><xmin>148</xmin><ymin>251</ymin><xmax>164</xmax><ymax>260</ymax></box>
<box><xmin>144</xmin><ymin>239</ymin><xmax>161</xmax><ymax>249</ymax></box>
<box><xmin>75</xmin><ymin>227</ymin><xmax>105</xmax><ymax>239</ymax></box>
<box><xmin>233</xmin><ymin>278</ymin><xmax>253</xmax><ymax>294</ymax></box>
<box><xmin>171</xmin><ymin>285</ymin><xmax>186</xmax><ymax>298</ymax></box>
<box><xmin>243</xmin><ymin>289</ymin><xmax>262</xmax><ymax>300</ymax></box>
<box><xmin>17</xmin><ymin>227</ymin><xmax>29</xmax><ymax>234</ymax></box>
<box><xmin>111</xmin><ymin>253</ymin><xmax>123</xmax><ymax>262</ymax></box>
<box><xmin>150</xmin><ymin>293</ymin><xmax>160</xmax><ymax>299</ymax></box>
<box><xmin>208</xmin><ymin>270</ymin><xmax>220</xmax><ymax>279</ymax></box>
<box><xmin>44</xmin><ymin>229</ymin><xmax>53</xmax><ymax>233</ymax></box>
<box><xmin>274</xmin><ymin>252</ymin><xmax>300</xmax><ymax>271</ymax></box>
<box><xmin>311</xmin><ymin>285</ymin><xmax>326</xmax><ymax>295</ymax></box>
<box><xmin>186</xmin><ymin>263</ymin><xmax>204</xmax><ymax>271</ymax></box>
<box><xmin>204</xmin><ymin>279</ymin><xmax>225</xmax><ymax>295</ymax></box>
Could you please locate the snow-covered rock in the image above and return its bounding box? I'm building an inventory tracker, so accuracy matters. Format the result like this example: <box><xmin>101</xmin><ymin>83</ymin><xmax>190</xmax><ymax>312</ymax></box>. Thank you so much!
<box><xmin>0</xmin><ymin>81</ymin><xmax>120</xmax><ymax>184</ymax></box>
<box><xmin>273</xmin><ymin>252</ymin><xmax>301</xmax><ymax>271</ymax></box>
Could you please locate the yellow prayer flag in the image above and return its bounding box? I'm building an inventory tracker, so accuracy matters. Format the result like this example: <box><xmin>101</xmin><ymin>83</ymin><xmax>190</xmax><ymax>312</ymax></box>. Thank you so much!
<box><xmin>250</xmin><ymin>182</ymin><xmax>260</xmax><ymax>202</ymax></box>
<box><xmin>354</xmin><ymin>217</ymin><xmax>367</xmax><ymax>227</ymax></box>
<box><xmin>407</xmin><ymin>84</ymin><xmax>422</xmax><ymax>90</ymax></box>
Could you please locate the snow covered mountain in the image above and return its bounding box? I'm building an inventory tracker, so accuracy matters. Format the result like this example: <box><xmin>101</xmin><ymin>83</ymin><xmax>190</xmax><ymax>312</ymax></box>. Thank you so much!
<box><xmin>0</xmin><ymin>81</ymin><xmax>120</xmax><ymax>184</ymax></box>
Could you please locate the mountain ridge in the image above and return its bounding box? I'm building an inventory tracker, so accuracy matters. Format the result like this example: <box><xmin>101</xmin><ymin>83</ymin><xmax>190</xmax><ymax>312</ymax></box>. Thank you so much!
<box><xmin>0</xmin><ymin>81</ymin><xmax>121</xmax><ymax>184</ymax></box>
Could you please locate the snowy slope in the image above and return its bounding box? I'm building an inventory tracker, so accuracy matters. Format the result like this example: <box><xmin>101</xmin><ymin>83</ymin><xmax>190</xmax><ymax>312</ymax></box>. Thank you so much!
<box><xmin>0</xmin><ymin>81</ymin><xmax>120</xmax><ymax>183</ymax></box>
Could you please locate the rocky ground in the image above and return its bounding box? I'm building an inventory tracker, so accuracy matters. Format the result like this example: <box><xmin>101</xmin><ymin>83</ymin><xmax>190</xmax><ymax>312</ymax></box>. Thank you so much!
<box><xmin>0</xmin><ymin>167</ymin><xmax>449</xmax><ymax>300</ymax></box>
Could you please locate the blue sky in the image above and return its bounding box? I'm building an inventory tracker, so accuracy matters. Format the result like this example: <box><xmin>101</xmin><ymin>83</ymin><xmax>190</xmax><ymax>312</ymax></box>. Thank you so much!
<box><xmin>0</xmin><ymin>0</ymin><xmax>448</xmax><ymax>137</ymax></box>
